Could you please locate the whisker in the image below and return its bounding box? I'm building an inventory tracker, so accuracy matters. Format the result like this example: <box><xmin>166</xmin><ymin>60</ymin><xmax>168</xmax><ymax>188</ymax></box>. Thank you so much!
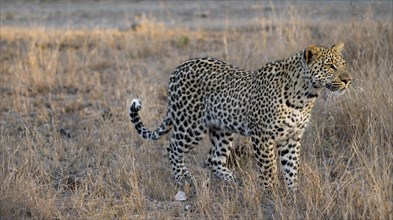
<box><xmin>347</xmin><ymin>84</ymin><xmax>366</xmax><ymax>99</ymax></box>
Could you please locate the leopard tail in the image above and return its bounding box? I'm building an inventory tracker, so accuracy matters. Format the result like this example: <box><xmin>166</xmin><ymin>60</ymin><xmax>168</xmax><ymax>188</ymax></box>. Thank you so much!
<box><xmin>129</xmin><ymin>99</ymin><xmax>173</xmax><ymax>140</ymax></box>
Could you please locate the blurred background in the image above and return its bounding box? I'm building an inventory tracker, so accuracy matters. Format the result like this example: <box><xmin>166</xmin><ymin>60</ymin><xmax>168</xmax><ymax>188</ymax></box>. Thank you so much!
<box><xmin>1</xmin><ymin>1</ymin><xmax>391</xmax><ymax>30</ymax></box>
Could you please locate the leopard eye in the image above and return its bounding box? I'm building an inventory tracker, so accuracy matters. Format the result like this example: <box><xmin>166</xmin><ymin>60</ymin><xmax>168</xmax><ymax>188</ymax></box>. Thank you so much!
<box><xmin>330</xmin><ymin>64</ymin><xmax>337</xmax><ymax>70</ymax></box>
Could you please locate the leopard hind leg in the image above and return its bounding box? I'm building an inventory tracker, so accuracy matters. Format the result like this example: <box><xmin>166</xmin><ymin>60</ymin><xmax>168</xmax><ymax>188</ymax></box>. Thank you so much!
<box><xmin>168</xmin><ymin>117</ymin><xmax>206</xmax><ymax>186</ymax></box>
<box><xmin>207</xmin><ymin>128</ymin><xmax>235</xmax><ymax>182</ymax></box>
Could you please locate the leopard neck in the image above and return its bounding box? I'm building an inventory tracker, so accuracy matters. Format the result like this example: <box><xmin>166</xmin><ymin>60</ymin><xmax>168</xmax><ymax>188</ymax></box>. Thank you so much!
<box><xmin>281</xmin><ymin>51</ymin><xmax>321</xmax><ymax>108</ymax></box>
<box><xmin>254</xmin><ymin>51</ymin><xmax>321</xmax><ymax>110</ymax></box>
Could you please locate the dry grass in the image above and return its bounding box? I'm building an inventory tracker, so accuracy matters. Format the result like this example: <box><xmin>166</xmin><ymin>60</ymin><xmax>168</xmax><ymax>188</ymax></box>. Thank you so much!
<box><xmin>1</xmin><ymin>6</ymin><xmax>392</xmax><ymax>220</ymax></box>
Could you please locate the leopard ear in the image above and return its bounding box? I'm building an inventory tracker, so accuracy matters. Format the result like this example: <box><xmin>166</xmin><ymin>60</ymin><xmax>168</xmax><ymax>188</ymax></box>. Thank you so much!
<box><xmin>304</xmin><ymin>45</ymin><xmax>320</xmax><ymax>65</ymax></box>
<box><xmin>332</xmin><ymin>42</ymin><xmax>344</xmax><ymax>53</ymax></box>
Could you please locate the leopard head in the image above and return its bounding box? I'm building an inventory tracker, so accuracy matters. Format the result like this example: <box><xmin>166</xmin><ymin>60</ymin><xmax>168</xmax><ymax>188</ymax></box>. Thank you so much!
<box><xmin>303</xmin><ymin>42</ymin><xmax>351</xmax><ymax>93</ymax></box>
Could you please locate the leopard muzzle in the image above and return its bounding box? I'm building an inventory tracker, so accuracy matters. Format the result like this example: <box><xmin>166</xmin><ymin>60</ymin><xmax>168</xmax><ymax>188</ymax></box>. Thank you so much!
<box><xmin>327</xmin><ymin>69</ymin><xmax>351</xmax><ymax>92</ymax></box>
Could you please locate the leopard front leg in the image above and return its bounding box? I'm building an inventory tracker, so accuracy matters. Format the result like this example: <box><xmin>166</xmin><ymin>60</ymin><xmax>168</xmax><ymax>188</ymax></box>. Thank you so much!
<box><xmin>252</xmin><ymin>136</ymin><xmax>278</xmax><ymax>189</ymax></box>
<box><xmin>277</xmin><ymin>136</ymin><xmax>301</xmax><ymax>190</ymax></box>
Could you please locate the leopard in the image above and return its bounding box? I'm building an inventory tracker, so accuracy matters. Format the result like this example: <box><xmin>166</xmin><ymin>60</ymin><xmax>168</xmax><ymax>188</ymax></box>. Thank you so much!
<box><xmin>128</xmin><ymin>42</ymin><xmax>351</xmax><ymax>190</ymax></box>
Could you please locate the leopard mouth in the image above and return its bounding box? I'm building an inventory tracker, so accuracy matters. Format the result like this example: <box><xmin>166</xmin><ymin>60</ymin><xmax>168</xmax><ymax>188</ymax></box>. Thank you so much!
<box><xmin>326</xmin><ymin>80</ymin><xmax>350</xmax><ymax>92</ymax></box>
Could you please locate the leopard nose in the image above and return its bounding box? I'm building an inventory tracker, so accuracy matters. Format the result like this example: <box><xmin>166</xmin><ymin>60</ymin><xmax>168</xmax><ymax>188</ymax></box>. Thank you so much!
<box><xmin>341</xmin><ymin>78</ymin><xmax>351</xmax><ymax>86</ymax></box>
<box><xmin>339</xmin><ymin>71</ymin><xmax>351</xmax><ymax>86</ymax></box>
